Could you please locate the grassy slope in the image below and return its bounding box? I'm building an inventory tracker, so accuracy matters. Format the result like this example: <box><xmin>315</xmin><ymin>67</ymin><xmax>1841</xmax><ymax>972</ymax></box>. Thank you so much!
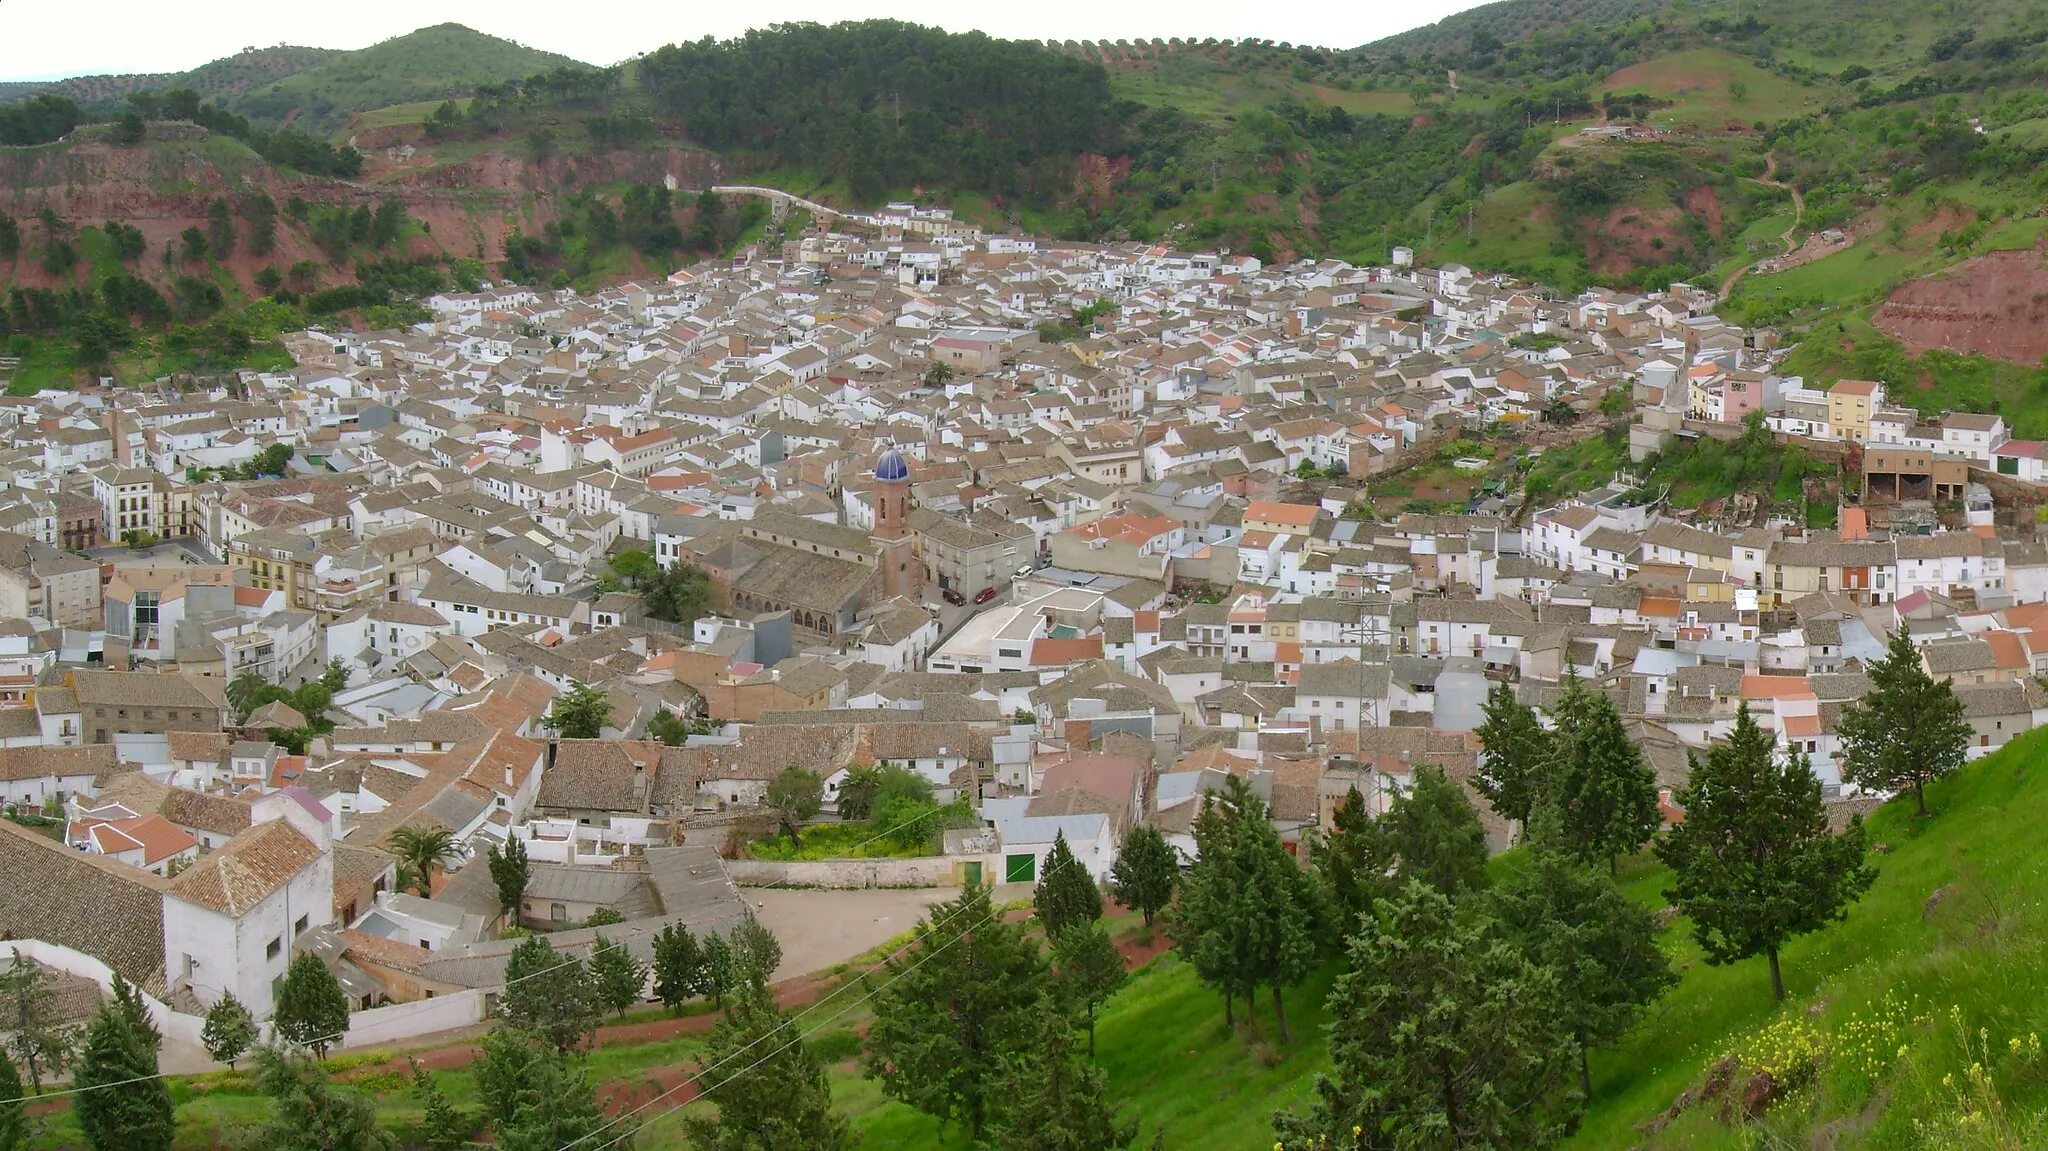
<box><xmin>1602</xmin><ymin>48</ymin><xmax>1827</xmax><ymax>131</ymax></box>
<box><xmin>1579</xmin><ymin>727</ymin><xmax>2048</xmax><ymax>1148</ymax></box>
<box><xmin>26</xmin><ymin>731</ymin><xmax>2048</xmax><ymax>1149</ymax></box>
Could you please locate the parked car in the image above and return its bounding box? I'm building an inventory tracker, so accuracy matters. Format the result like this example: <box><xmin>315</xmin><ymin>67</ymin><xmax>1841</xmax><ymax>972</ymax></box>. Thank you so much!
<box><xmin>973</xmin><ymin>586</ymin><xmax>998</xmax><ymax>605</ymax></box>
<box><xmin>941</xmin><ymin>587</ymin><xmax>966</xmax><ymax>606</ymax></box>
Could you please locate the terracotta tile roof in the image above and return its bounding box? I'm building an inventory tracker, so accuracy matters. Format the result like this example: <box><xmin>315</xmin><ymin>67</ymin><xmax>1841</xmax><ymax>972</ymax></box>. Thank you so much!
<box><xmin>0</xmin><ymin>819</ymin><xmax>168</xmax><ymax>991</ymax></box>
<box><xmin>166</xmin><ymin>819</ymin><xmax>322</xmax><ymax>917</ymax></box>
<box><xmin>79</xmin><ymin>814</ymin><xmax>195</xmax><ymax>866</ymax></box>
<box><xmin>0</xmin><ymin>743</ymin><xmax>119</xmax><ymax>782</ymax></box>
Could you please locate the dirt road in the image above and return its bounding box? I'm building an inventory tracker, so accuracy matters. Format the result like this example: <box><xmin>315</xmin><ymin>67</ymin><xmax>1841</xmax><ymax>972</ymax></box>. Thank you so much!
<box><xmin>1718</xmin><ymin>152</ymin><xmax>1806</xmax><ymax>302</ymax></box>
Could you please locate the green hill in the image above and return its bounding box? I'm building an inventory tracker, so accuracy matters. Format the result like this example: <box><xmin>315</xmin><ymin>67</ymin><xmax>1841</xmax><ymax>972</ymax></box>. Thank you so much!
<box><xmin>218</xmin><ymin>24</ymin><xmax>586</xmax><ymax>136</ymax></box>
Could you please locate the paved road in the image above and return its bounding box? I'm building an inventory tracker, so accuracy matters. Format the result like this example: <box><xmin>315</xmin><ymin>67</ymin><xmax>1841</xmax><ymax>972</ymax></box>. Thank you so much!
<box><xmin>709</xmin><ymin>185</ymin><xmax>846</xmax><ymax>221</ymax></box>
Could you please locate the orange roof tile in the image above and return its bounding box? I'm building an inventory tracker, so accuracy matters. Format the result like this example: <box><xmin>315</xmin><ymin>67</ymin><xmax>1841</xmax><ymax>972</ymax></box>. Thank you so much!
<box><xmin>1742</xmin><ymin>675</ymin><xmax>1815</xmax><ymax>700</ymax></box>
<box><xmin>1983</xmin><ymin>630</ymin><xmax>2029</xmax><ymax>671</ymax></box>
<box><xmin>1030</xmin><ymin>635</ymin><xmax>1106</xmax><ymax>666</ymax></box>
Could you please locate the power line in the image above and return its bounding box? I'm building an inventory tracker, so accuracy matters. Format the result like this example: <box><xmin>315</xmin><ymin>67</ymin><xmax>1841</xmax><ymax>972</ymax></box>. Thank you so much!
<box><xmin>0</xmin><ymin>945</ymin><xmax>593</xmax><ymax>1106</ymax></box>
<box><xmin>0</xmin><ymin>797</ymin><xmax>987</xmax><ymax>1109</ymax></box>
<box><xmin>575</xmin><ymin>850</ymin><xmax>1095</xmax><ymax>1151</ymax></box>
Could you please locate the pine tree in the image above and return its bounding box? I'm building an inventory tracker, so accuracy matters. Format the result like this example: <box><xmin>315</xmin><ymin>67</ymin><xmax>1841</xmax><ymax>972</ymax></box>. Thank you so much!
<box><xmin>411</xmin><ymin>1059</ymin><xmax>480</xmax><ymax>1151</ymax></box>
<box><xmin>1657</xmin><ymin>702</ymin><xmax>1877</xmax><ymax>1000</ymax></box>
<box><xmin>1491</xmin><ymin>810</ymin><xmax>1677</xmax><ymax>1099</ymax></box>
<box><xmin>1473</xmin><ymin>680</ymin><xmax>1554</xmax><ymax>823</ymax></box>
<box><xmin>701</xmin><ymin>931</ymin><xmax>738</xmax><ymax>1008</ymax></box>
<box><xmin>1549</xmin><ymin>683</ymin><xmax>1660</xmax><ymax>871</ymax></box>
<box><xmin>500</xmin><ymin>935</ymin><xmax>598</xmax><ymax>1049</ymax></box>
<box><xmin>1036</xmin><ymin>830</ymin><xmax>1104</xmax><ymax>939</ymax></box>
<box><xmin>274</xmin><ymin>953</ymin><xmax>350</xmax><ymax>1058</ymax></box>
<box><xmin>729</xmin><ymin>912</ymin><xmax>784</xmax><ymax>991</ymax></box>
<box><xmin>1108</xmin><ymin>824</ymin><xmax>1178</xmax><ymax>928</ymax></box>
<box><xmin>1050</xmin><ymin>921</ymin><xmax>1126</xmax><ymax>1058</ymax></box>
<box><xmin>74</xmin><ymin>989</ymin><xmax>174</xmax><ymax>1151</ymax></box>
<box><xmin>487</xmin><ymin>837</ymin><xmax>531</xmax><ymax>925</ymax></box>
<box><xmin>1838</xmin><ymin>626</ymin><xmax>1973</xmax><ymax>817</ymax></box>
<box><xmin>1173</xmin><ymin>775</ymin><xmax>1321</xmax><ymax>1040</ymax></box>
<box><xmin>200</xmin><ymin>991</ymin><xmax>258</xmax><ymax>1068</ymax></box>
<box><xmin>681</xmin><ymin>987</ymin><xmax>853</xmax><ymax>1151</ymax></box>
<box><xmin>0</xmin><ymin>1046</ymin><xmax>25</xmax><ymax>1151</ymax></box>
<box><xmin>1384</xmin><ymin>763</ymin><xmax>1490</xmax><ymax>897</ymax></box>
<box><xmin>864</xmin><ymin>882</ymin><xmax>1049</xmax><ymax>1139</ymax></box>
<box><xmin>652</xmin><ymin>922</ymin><xmax>707</xmax><ymax>1012</ymax></box>
<box><xmin>1314</xmin><ymin>784</ymin><xmax>1396</xmax><ymax>935</ymax></box>
<box><xmin>1273</xmin><ymin>880</ymin><xmax>1579</xmax><ymax>1151</ymax></box>
<box><xmin>991</xmin><ymin>1000</ymin><xmax>1138</xmax><ymax>1151</ymax></box>
<box><xmin>253</xmin><ymin>1045</ymin><xmax>395</xmax><ymax>1151</ymax></box>
<box><xmin>472</xmin><ymin>1028</ymin><xmax>615</xmax><ymax>1151</ymax></box>
<box><xmin>587</xmin><ymin>934</ymin><xmax>648</xmax><ymax>1017</ymax></box>
<box><xmin>0</xmin><ymin>949</ymin><xmax>72</xmax><ymax>1093</ymax></box>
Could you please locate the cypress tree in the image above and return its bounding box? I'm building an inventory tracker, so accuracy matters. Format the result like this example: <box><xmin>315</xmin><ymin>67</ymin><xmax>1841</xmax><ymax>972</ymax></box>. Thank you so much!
<box><xmin>1838</xmin><ymin>626</ymin><xmax>1973</xmax><ymax>817</ymax></box>
<box><xmin>1549</xmin><ymin>683</ymin><xmax>1661</xmax><ymax>872</ymax></box>
<box><xmin>1657</xmin><ymin>702</ymin><xmax>1877</xmax><ymax>1000</ymax></box>
<box><xmin>682</xmin><ymin>987</ymin><xmax>853</xmax><ymax>1151</ymax></box>
<box><xmin>1036</xmin><ymin>830</ymin><xmax>1104</xmax><ymax>938</ymax></box>
<box><xmin>499</xmin><ymin>935</ymin><xmax>597</xmax><ymax>1049</ymax></box>
<box><xmin>1491</xmin><ymin>809</ymin><xmax>1677</xmax><ymax>1098</ymax></box>
<box><xmin>1384</xmin><ymin>763</ymin><xmax>1490</xmax><ymax>897</ymax></box>
<box><xmin>1473</xmin><ymin>680</ymin><xmax>1554</xmax><ymax>823</ymax></box>
<box><xmin>0</xmin><ymin>1046</ymin><xmax>24</xmax><ymax>1151</ymax></box>
<box><xmin>652</xmin><ymin>922</ymin><xmax>707</xmax><ymax>1012</ymax></box>
<box><xmin>74</xmin><ymin>987</ymin><xmax>174</xmax><ymax>1151</ymax></box>
<box><xmin>992</xmin><ymin>999</ymin><xmax>1139</xmax><ymax>1151</ymax></box>
<box><xmin>864</xmin><ymin>882</ymin><xmax>1047</xmax><ymax>1139</ymax></box>
<box><xmin>1173</xmin><ymin>775</ymin><xmax>1320</xmax><ymax>1040</ymax></box>
<box><xmin>587</xmin><ymin>934</ymin><xmax>648</xmax><ymax>1017</ymax></box>
<box><xmin>1314</xmin><ymin>784</ymin><xmax>1396</xmax><ymax>935</ymax></box>
<box><xmin>274</xmin><ymin>952</ymin><xmax>349</xmax><ymax>1058</ymax></box>
<box><xmin>252</xmin><ymin>1044</ymin><xmax>395</xmax><ymax>1151</ymax></box>
<box><xmin>1107</xmin><ymin>824</ymin><xmax>1178</xmax><ymax>928</ymax></box>
<box><xmin>1273</xmin><ymin>880</ymin><xmax>1579</xmax><ymax>1151</ymax></box>
<box><xmin>1050</xmin><ymin>921</ymin><xmax>1126</xmax><ymax>1058</ymax></box>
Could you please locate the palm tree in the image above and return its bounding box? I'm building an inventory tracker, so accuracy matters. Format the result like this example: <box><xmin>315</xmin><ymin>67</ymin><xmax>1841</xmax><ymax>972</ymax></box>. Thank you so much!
<box><xmin>836</xmin><ymin>763</ymin><xmax>884</xmax><ymax>822</ymax></box>
<box><xmin>386</xmin><ymin>825</ymin><xmax>460</xmax><ymax>896</ymax></box>
<box><xmin>226</xmin><ymin>669</ymin><xmax>268</xmax><ymax>720</ymax></box>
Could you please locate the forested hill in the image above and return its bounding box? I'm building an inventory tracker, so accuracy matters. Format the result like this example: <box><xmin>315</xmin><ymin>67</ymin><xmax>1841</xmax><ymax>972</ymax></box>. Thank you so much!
<box><xmin>637</xmin><ymin>23</ymin><xmax>1120</xmax><ymax>203</ymax></box>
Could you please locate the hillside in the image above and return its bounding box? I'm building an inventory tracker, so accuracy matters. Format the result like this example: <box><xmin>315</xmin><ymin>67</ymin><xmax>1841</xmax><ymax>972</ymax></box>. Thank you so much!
<box><xmin>219</xmin><ymin>25</ymin><xmax>587</xmax><ymax>137</ymax></box>
<box><xmin>835</xmin><ymin>730</ymin><xmax>2048</xmax><ymax>1150</ymax></box>
<box><xmin>19</xmin><ymin>46</ymin><xmax>342</xmax><ymax>110</ymax></box>
<box><xmin>10</xmin><ymin>5</ymin><xmax>2048</xmax><ymax>409</ymax></box>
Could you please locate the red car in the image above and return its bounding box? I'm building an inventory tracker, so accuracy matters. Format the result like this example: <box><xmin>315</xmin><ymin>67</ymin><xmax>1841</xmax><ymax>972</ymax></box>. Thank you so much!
<box><xmin>941</xmin><ymin>587</ymin><xmax>966</xmax><ymax>606</ymax></box>
<box><xmin>973</xmin><ymin>586</ymin><xmax>998</xmax><ymax>605</ymax></box>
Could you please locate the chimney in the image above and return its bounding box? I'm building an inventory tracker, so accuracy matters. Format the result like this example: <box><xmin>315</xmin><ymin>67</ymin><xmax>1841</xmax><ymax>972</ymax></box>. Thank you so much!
<box><xmin>632</xmin><ymin>763</ymin><xmax>648</xmax><ymax>804</ymax></box>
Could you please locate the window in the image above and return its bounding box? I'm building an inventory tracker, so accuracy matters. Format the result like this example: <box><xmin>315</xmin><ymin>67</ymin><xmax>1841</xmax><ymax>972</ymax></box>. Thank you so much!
<box><xmin>266</xmin><ymin>936</ymin><xmax>282</xmax><ymax>960</ymax></box>
<box><xmin>295</xmin><ymin>914</ymin><xmax>309</xmax><ymax>936</ymax></box>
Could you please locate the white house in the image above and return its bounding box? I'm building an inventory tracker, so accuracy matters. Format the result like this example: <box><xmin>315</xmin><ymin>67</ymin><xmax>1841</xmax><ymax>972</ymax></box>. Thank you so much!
<box><xmin>161</xmin><ymin>789</ymin><xmax>335</xmax><ymax>1016</ymax></box>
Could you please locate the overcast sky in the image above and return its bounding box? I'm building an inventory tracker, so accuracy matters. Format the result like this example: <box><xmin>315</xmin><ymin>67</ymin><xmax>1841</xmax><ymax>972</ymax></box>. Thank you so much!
<box><xmin>1</xmin><ymin>0</ymin><xmax>1490</xmax><ymax>82</ymax></box>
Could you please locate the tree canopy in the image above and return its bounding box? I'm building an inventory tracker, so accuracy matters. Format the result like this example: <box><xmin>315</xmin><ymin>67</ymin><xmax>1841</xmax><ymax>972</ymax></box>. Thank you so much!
<box><xmin>865</xmin><ymin>882</ymin><xmax>1048</xmax><ymax>1138</ymax></box>
<box><xmin>1275</xmin><ymin>880</ymin><xmax>1579</xmax><ymax>1151</ymax></box>
<box><xmin>638</xmin><ymin>21</ymin><xmax>1119</xmax><ymax>203</ymax></box>
<box><xmin>545</xmin><ymin>682</ymin><xmax>613</xmax><ymax>739</ymax></box>
<box><xmin>1657</xmin><ymin>702</ymin><xmax>1877</xmax><ymax>1000</ymax></box>
<box><xmin>1837</xmin><ymin>625</ymin><xmax>1973</xmax><ymax>817</ymax></box>
<box><xmin>1107</xmin><ymin>823</ymin><xmax>1178</xmax><ymax>928</ymax></box>
<box><xmin>274</xmin><ymin>953</ymin><xmax>350</xmax><ymax>1058</ymax></box>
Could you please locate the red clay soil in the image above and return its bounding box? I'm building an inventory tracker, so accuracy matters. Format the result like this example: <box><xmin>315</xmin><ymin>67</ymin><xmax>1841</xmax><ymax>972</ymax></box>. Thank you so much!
<box><xmin>1873</xmin><ymin>247</ymin><xmax>2048</xmax><ymax>363</ymax></box>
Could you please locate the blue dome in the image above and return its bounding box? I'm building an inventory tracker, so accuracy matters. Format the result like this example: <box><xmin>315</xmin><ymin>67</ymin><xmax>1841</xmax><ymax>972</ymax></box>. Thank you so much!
<box><xmin>875</xmin><ymin>449</ymin><xmax>910</xmax><ymax>482</ymax></box>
